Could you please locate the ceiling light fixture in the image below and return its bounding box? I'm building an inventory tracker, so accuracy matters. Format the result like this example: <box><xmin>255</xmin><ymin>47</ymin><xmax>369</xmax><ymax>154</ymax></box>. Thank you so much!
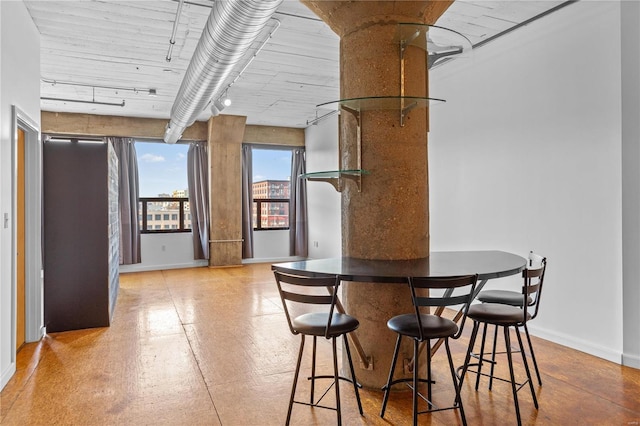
<box><xmin>211</xmin><ymin>90</ymin><xmax>231</xmax><ymax>117</ymax></box>
<box><xmin>208</xmin><ymin>18</ymin><xmax>280</xmax><ymax>117</ymax></box>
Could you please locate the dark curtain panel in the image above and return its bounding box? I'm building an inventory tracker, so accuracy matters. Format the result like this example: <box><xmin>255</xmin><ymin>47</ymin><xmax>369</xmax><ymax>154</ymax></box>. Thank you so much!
<box><xmin>289</xmin><ymin>148</ymin><xmax>308</xmax><ymax>257</ymax></box>
<box><xmin>108</xmin><ymin>137</ymin><xmax>141</xmax><ymax>265</ymax></box>
<box><xmin>241</xmin><ymin>144</ymin><xmax>254</xmax><ymax>258</ymax></box>
<box><xmin>187</xmin><ymin>142</ymin><xmax>210</xmax><ymax>260</ymax></box>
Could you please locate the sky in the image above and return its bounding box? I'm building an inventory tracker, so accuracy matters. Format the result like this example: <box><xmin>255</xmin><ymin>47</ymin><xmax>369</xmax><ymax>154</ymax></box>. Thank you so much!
<box><xmin>135</xmin><ymin>142</ymin><xmax>292</xmax><ymax>197</ymax></box>
<box><xmin>252</xmin><ymin>148</ymin><xmax>292</xmax><ymax>182</ymax></box>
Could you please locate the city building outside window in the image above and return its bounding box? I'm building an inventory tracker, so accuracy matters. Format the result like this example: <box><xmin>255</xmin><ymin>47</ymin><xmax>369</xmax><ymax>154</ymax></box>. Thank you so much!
<box><xmin>136</xmin><ymin>141</ymin><xmax>191</xmax><ymax>233</ymax></box>
<box><xmin>251</xmin><ymin>148</ymin><xmax>292</xmax><ymax>230</ymax></box>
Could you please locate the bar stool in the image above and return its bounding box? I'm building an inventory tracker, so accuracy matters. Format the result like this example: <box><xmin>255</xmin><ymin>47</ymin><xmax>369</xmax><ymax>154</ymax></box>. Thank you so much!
<box><xmin>459</xmin><ymin>259</ymin><xmax>546</xmax><ymax>426</ymax></box>
<box><xmin>380</xmin><ymin>274</ymin><xmax>478</xmax><ymax>426</ymax></box>
<box><xmin>476</xmin><ymin>252</ymin><xmax>547</xmax><ymax>387</ymax></box>
<box><xmin>274</xmin><ymin>271</ymin><xmax>363</xmax><ymax>426</ymax></box>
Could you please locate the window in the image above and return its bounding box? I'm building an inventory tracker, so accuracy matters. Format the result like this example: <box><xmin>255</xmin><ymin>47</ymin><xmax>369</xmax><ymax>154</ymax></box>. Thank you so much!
<box><xmin>251</xmin><ymin>148</ymin><xmax>292</xmax><ymax>231</ymax></box>
<box><xmin>136</xmin><ymin>141</ymin><xmax>190</xmax><ymax>233</ymax></box>
<box><xmin>140</xmin><ymin>197</ymin><xmax>190</xmax><ymax>233</ymax></box>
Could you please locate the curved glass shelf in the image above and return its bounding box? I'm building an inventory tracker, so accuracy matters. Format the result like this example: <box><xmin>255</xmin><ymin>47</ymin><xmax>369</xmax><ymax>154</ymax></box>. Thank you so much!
<box><xmin>317</xmin><ymin>96</ymin><xmax>445</xmax><ymax>111</ymax></box>
<box><xmin>395</xmin><ymin>23</ymin><xmax>473</xmax><ymax>69</ymax></box>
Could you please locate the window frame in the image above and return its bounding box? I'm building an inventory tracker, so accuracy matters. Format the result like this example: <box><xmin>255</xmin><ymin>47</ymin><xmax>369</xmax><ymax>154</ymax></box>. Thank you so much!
<box><xmin>249</xmin><ymin>145</ymin><xmax>294</xmax><ymax>232</ymax></box>
<box><xmin>140</xmin><ymin>197</ymin><xmax>190</xmax><ymax>234</ymax></box>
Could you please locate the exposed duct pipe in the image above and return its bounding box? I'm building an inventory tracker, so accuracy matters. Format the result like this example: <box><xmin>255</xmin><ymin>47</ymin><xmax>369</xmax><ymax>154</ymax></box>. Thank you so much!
<box><xmin>164</xmin><ymin>0</ymin><xmax>283</xmax><ymax>144</ymax></box>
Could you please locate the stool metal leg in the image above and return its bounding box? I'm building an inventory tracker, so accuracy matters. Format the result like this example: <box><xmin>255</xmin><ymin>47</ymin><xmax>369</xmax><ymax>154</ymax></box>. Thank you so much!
<box><xmin>343</xmin><ymin>334</ymin><xmax>363</xmax><ymax>415</ymax></box>
<box><xmin>475</xmin><ymin>322</ymin><xmax>489</xmax><ymax>390</ymax></box>
<box><xmin>332</xmin><ymin>337</ymin><xmax>342</xmax><ymax>426</ymax></box>
<box><xmin>445</xmin><ymin>338</ymin><xmax>467</xmax><ymax>426</ymax></box>
<box><xmin>523</xmin><ymin>324</ymin><xmax>542</xmax><ymax>386</ymax></box>
<box><xmin>515</xmin><ymin>326</ymin><xmax>538</xmax><ymax>409</ymax></box>
<box><xmin>504</xmin><ymin>326</ymin><xmax>522</xmax><ymax>426</ymax></box>
<box><xmin>413</xmin><ymin>338</ymin><xmax>419</xmax><ymax>426</ymax></box>
<box><xmin>488</xmin><ymin>324</ymin><xmax>542</xmax><ymax>390</ymax></box>
<box><xmin>380</xmin><ymin>334</ymin><xmax>402</xmax><ymax>418</ymax></box>
<box><xmin>488</xmin><ymin>324</ymin><xmax>499</xmax><ymax>390</ymax></box>
<box><xmin>426</xmin><ymin>338</ymin><xmax>432</xmax><ymax>405</ymax></box>
<box><xmin>287</xmin><ymin>335</ymin><xmax>306</xmax><ymax>426</ymax></box>
<box><xmin>459</xmin><ymin>321</ymin><xmax>480</xmax><ymax>389</ymax></box>
<box><xmin>310</xmin><ymin>336</ymin><xmax>317</xmax><ymax>404</ymax></box>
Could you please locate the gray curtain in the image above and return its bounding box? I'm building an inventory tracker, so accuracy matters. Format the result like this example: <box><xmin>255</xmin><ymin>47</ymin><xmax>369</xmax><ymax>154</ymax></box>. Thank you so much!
<box><xmin>289</xmin><ymin>148</ymin><xmax>308</xmax><ymax>257</ymax></box>
<box><xmin>241</xmin><ymin>144</ymin><xmax>254</xmax><ymax>258</ymax></box>
<box><xmin>187</xmin><ymin>142</ymin><xmax>209</xmax><ymax>260</ymax></box>
<box><xmin>108</xmin><ymin>137</ymin><xmax>141</xmax><ymax>265</ymax></box>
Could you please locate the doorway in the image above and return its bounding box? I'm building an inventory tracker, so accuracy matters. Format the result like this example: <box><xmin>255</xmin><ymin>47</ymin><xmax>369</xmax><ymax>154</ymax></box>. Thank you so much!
<box><xmin>16</xmin><ymin>128</ymin><xmax>26</xmax><ymax>352</ymax></box>
<box><xmin>11</xmin><ymin>106</ymin><xmax>43</xmax><ymax>356</ymax></box>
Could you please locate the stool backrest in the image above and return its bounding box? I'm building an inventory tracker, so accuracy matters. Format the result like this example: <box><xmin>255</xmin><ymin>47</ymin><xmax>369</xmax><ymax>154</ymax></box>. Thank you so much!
<box><xmin>274</xmin><ymin>271</ymin><xmax>341</xmax><ymax>338</ymax></box>
<box><xmin>523</xmin><ymin>252</ymin><xmax>547</xmax><ymax>322</ymax></box>
<box><xmin>408</xmin><ymin>274</ymin><xmax>479</xmax><ymax>340</ymax></box>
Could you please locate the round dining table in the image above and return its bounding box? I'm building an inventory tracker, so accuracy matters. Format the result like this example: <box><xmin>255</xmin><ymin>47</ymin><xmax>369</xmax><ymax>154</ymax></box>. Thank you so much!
<box><xmin>271</xmin><ymin>250</ymin><xmax>526</xmax><ymax>283</ymax></box>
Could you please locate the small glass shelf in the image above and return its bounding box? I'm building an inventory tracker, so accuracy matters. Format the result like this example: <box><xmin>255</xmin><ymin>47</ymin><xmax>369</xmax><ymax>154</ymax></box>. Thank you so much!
<box><xmin>317</xmin><ymin>96</ymin><xmax>445</xmax><ymax>111</ymax></box>
<box><xmin>395</xmin><ymin>23</ymin><xmax>473</xmax><ymax>69</ymax></box>
<box><xmin>301</xmin><ymin>169</ymin><xmax>369</xmax><ymax>179</ymax></box>
<box><xmin>300</xmin><ymin>169</ymin><xmax>369</xmax><ymax>192</ymax></box>
<box><xmin>318</xmin><ymin>96</ymin><xmax>445</xmax><ymax>128</ymax></box>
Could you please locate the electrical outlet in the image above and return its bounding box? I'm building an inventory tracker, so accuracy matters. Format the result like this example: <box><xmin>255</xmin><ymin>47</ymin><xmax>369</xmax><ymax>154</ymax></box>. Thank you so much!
<box><xmin>313</xmin><ymin>241</ymin><xmax>319</xmax><ymax>247</ymax></box>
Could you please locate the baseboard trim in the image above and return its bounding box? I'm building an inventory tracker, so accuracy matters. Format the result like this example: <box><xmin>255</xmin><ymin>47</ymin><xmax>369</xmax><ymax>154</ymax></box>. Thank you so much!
<box><xmin>119</xmin><ymin>260</ymin><xmax>209</xmax><ymax>273</ymax></box>
<box><xmin>1</xmin><ymin>362</ymin><xmax>16</xmax><ymax>391</ymax></box>
<box><xmin>622</xmin><ymin>353</ymin><xmax>640</xmax><ymax>369</ymax></box>
<box><xmin>528</xmin><ymin>324</ymin><xmax>622</xmax><ymax>364</ymax></box>
<box><xmin>242</xmin><ymin>256</ymin><xmax>306</xmax><ymax>265</ymax></box>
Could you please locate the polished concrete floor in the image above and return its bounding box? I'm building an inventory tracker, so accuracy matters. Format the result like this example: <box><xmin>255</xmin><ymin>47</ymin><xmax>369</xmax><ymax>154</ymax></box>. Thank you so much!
<box><xmin>2</xmin><ymin>263</ymin><xmax>639</xmax><ymax>425</ymax></box>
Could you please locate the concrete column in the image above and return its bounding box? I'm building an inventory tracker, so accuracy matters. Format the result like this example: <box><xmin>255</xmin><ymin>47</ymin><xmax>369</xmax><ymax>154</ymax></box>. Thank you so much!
<box><xmin>208</xmin><ymin>114</ymin><xmax>247</xmax><ymax>267</ymax></box>
<box><xmin>302</xmin><ymin>0</ymin><xmax>452</xmax><ymax>387</ymax></box>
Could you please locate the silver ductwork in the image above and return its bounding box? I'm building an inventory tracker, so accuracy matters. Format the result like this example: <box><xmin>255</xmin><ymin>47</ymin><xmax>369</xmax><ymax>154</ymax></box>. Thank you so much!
<box><xmin>164</xmin><ymin>0</ymin><xmax>283</xmax><ymax>144</ymax></box>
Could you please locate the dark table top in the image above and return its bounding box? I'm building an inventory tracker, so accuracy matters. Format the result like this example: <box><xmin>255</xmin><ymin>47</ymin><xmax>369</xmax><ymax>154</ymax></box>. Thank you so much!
<box><xmin>272</xmin><ymin>250</ymin><xmax>527</xmax><ymax>283</ymax></box>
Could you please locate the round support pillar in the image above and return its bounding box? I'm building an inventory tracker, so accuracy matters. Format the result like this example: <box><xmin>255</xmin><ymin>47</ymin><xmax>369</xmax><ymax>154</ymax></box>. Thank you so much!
<box><xmin>302</xmin><ymin>0</ymin><xmax>453</xmax><ymax>388</ymax></box>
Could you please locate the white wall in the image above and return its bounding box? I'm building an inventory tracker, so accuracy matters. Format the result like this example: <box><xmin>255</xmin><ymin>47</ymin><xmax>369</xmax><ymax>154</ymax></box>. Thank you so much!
<box><xmin>429</xmin><ymin>1</ymin><xmax>624</xmax><ymax>362</ymax></box>
<box><xmin>305</xmin><ymin>115</ymin><xmax>341</xmax><ymax>258</ymax></box>
<box><xmin>1</xmin><ymin>0</ymin><xmax>41</xmax><ymax>389</ymax></box>
<box><xmin>119</xmin><ymin>231</ymin><xmax>299</xmax><ymax>272</ymax></box>
<box><xmin>252</xmin><ymin>229</ymin><xmax>291</xmax><ymax>261</ymax></box>
<box><xmin>119</xmin><ymin>233</ymin><xmax>207</xmax><ymax>273</ymax></box>
<box><xmin>620</xmin><ymin>0</ymin><xmax>640</xmax><ymax>368</ymax></box>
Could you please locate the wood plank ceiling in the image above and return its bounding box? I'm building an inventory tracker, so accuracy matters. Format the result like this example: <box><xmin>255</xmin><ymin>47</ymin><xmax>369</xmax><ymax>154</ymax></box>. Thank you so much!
<box><xmin>24</xmin><ymin>0</ymin><xmax>568</xmax><ymax>129</ymax></box>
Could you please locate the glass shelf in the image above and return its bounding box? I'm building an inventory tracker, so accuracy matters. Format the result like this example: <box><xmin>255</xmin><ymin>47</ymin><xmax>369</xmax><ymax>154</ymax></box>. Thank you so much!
<box><xmin>317</xmin><ymin>96</ymin><xmax>445</xmax><ymax>111</ymax></box>
<box><xmin>395</xmin><ymin>23</ymin><xmax>473</xmax><ymax>69</ymax></box>
<box><xmin>300</xmin><ymin>170</ymin><xmax>369</xmax><ymax>192</ymax></box>
<box><xmin>301</xmin><ymin>169</ymin><xmax>369</xmax><ymax>179</ymax></box>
